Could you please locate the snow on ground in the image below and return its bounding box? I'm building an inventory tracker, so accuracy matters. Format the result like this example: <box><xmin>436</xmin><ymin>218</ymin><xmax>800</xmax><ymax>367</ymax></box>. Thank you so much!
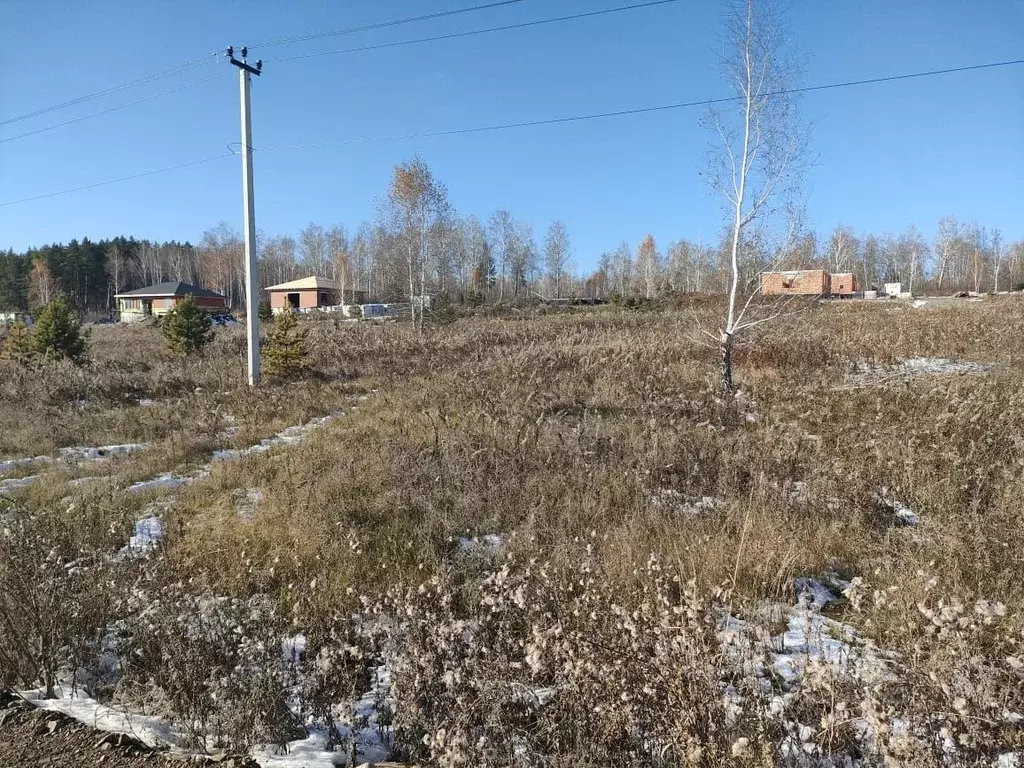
<box><xmin>649</xmin><ymin>488</ymin><xmax>722</xmax><ymax>516</ymax></box>
<box><xmin>17</xmin><ymin>405</ymin><xmax>381</xmax><ymax>764</ymax></box>
<box><xmin>0</xmin><ymin>474</ymin><xmax>40</xmax><ymax>495</ymax></box>
<box><xmin>0</xmin><ymin>455</ymin><xmax>51</xmax><ymax>476</ymax></box>
<box><xmin>876</xmin><ymin>489</ymin><xmax>920</xmax><ymax>526</ymax></box>
<box><xmin>120</xmin><ymin>514</ymin><xmax>163</xmax><ymax>556</ymax></box>
<box><xmin>454</xmin><ymin>533</ymin><xmax>506</xmax><ymax>559</ymax></box>
<box><xmin>19</xmin><ymin>687</ymin><xmax>187</xmax><ymax>750</ymax></box>
<box><xmin>251</xmin><ymin>665</ymin><xmax>393</xmax><ymax>768</ymax></box>
<box><xmin>126</xmin><ymin>472</ymin><xmax>194</xmax><ymax>494</ymax></box>
<box><xmin>769</xmin><ymin>577</ymin><xmax>887</xmax><ymax>689</ymax></box>
<box><xmin>235</xmin><ymin>488</ymin><xmax>264</xmax><ymax>519</ymax></box>
<box><xmin>213</xmin><ymin>415</ymin><xmax>335</xmax><ymax>461</ymax></box>
<box><xmin>59</xmin><ymin>443</ymin><xmax>147</xmax><ymax>462</ymax></box>
<box><xmin>850</xmin><ymin>357</ymin><xmax>994</xmax><ymax>384</ymax></box>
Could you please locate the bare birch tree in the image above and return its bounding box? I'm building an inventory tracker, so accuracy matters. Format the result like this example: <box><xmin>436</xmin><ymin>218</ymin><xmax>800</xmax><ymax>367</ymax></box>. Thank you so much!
<box><xmin>488</xmin><ymin>210</ymin><xmax>516</xmax><ymax>302</ymax></box>
<box><xmin>825</xmin><ymin>225</ymin><xmax>857</xmax><ymax>273</ymax></box>
<box><xmin>387</xmin><ymin>158</ymin><xmax>447</xmax><ymax>330</ymax></box>
<box><xmin>636</xmin><ymin>235</ymin><xmax>661</xmax><ymax>299</ymax></box>
<box><xmin>544</xmin><ymin>221</ymin><xmax>571</xmax><ymax>299</ymax></box>
<box><xmin>299</xmin><ymin>223</ymin><xmax>328</xmax><ymax>278</ymax></box>
<box><xmin>702</xmin><ymin>0</ymin><xmax>807</xmax><ymax>393</ymax></box>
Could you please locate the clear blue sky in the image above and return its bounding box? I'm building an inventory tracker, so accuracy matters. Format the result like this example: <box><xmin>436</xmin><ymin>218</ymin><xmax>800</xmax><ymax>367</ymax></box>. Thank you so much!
<box><xmin>1</xmin><ymin>0</ymin><xmax>1021</xmax><ymax>268</ymax></box>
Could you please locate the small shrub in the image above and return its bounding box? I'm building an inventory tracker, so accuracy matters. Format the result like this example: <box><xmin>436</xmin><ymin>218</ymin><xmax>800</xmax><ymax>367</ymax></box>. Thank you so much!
<box><xmin>33</xmin><ymin>296</ymin><xmax>86</xmax><ymax>362</ymax></box>
<box><xmin>0</xmin><ymin>320</ymin><xmax>37</xmax><ymax>365</ymax></box>
<box><xmin>263</xmin><ymin>308</ymin><xmax>308</xmax><ymax>379</ymax></box>
<box><xmin>162</xmin><ymin>294</ymin><xmax>214</xmax><ymax>354</ymax></box>
<box><xmin>258</xmin><ymin>298</ymin><xmax>273</xmax><ymax>322</ymax></box>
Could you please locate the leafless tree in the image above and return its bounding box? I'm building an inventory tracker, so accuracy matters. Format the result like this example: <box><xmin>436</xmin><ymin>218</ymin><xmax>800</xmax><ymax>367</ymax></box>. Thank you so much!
<box><xmin>327</xmin><ymin>226</ymin><xmax>350</xmax><ymax>306</ymax></box>
<box><xmin>825</xmin><ymin>224</ymin><xmax>857</xmax><ymax>273</ymax></box>
<box><xmin>488</xmin><ymin>210</ymin><xmax>516</xmax><ymax>301</ymax></box>
<box><xmin>636</xmin><ymin>235</ymin><xmax>661</xmax><ymax>299</ymax></box>
<box><xmin>28</xmin><ymin>259</ymin><xmax>61</xmax><ymax>310</ymax></box>
<box><xmin>702</xmin><ymin>0</ymin><xmax>808</xmax><ymax>393</ymax></box>
<box><xmin>991</xmin><ymin>229</ymin><xmax>1004</xmax><ymax>293</ymax></box>
<box><xmin>105</xmin><ymin>243</ymin><xmax>136</xmax><ymax>306</ymax></box>
<box><xmin>544</xmin><ymin>221</ymin><xmax>571</xmax><ymax>299</ymax></box>
<box><xmin>387</xmin><ymin>158</ymin><xmax>448</xmax><ymax>330</ymax></box>
<box><xmin>299</xmin><ymin>223</ymin><xmax>328</xmax><ymax>278</ymax></box>
<box><xmin>611</xmin><ymin>242</ymin><xmax>633</xmax><ymax>296</ymax></box>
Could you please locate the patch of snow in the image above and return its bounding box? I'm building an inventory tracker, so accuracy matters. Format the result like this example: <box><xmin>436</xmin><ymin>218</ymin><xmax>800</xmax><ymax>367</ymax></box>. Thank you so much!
<box><xmin>793</xmin><ymin>578</ymin><xmax>839</xmax><ymax>611</ymax></box>
<box><xmin>897</xmin><ymin>357</ymin><xmax>992</xmax><ymax>375</ymax></box>
<box><xmin>214</xmin><ymin>415</ymin><xmax>336</xmax><ymax>462</ymax></box>
<box><xmin>0</xmin><ymin>474</ymin><xmax>39</xmax><ymax>495</ymax></box>
<box><xmin>650</xmin><ymin>488</ymin><xmax>722</xmax><ymax>516</ymax></box>
<box><xmin>235</xmin><ymin>488</ymin><xmax>264</xmax><ymax>519</ymax></box>
<box><xmin>849</xmin><ymin>357</ymin><xmax>994</xmax><ymax>386</ymax></box>
<box><xmin>997</xmin><ymin>753</ymin><xmax>1022</xmax><ymax>768</ymax></box>
<box><xmin>912</xmin><ymin>299</ymin><xmax>928</xmax><ymax>308</ymax></box>
<box><xmin>126</xmin><ymin>473</ymin><xmax>189</xmax><ymax>493</ymax></box>
<box><xmin>122</xmin><ymin>515</ymin><xmax>163</xmax><ymax>554</ymax></box>
<box><xmin>60</xmin><ymin>443</ymin><xmax>147</xmax><ymax>462</ymax></box>
<box><xmin>0</xmin><ymin>455</ymin><xmax>51</xmax><ymax>476</ymax></box>
<box><xmin>20</xmin><ymin>687</ymin><xmax>187</xmax><ymax>749</ymax></box>
<box><xmin>876</xmin><ymin>490</ymin><xmax>920</xmax><ymax>526</ymax></box>
<box><xmin>772</xmin><ymin>609</ymin><xmax>858</xmax><ymax>685</ymax></box>
<box><xmin>251</xmin><ymin>664</ymin><xmax>392</xmax><ymax>768</ymax></box>
<box><xmin>137</xmin><ymin>398</ymin><xmax>157</xmax><ymax>407</ymax></box>
<box><xmin>282</xmin><ymin>633</ymin><xmax>307</xmax><ymax>665</ymax></box>
<box><xmin>69</xmin><ymin>476</ymin><xmax>113</xmax><ymax>488</ymax></box>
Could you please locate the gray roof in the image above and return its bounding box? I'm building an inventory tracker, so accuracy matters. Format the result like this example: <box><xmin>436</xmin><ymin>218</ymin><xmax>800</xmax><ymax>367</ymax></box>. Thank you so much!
<box><xmin>115</xmin><ymin>281</ymin><xmax>226</xmax><ymax>299</ymax></box>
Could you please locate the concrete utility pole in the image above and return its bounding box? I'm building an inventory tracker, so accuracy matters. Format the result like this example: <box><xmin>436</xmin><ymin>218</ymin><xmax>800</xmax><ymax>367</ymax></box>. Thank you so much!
<box><xmin>228</xmin><ymin>46</ymin><xmax>262</xmax><ymax>386</ymax></box>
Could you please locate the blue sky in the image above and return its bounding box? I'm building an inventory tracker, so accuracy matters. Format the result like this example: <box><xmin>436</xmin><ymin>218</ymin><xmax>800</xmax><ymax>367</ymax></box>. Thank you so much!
<box><xmin>1</xmin><ymin>0</ymin><xmax>1021</xmax><ymax>269</ymax></box>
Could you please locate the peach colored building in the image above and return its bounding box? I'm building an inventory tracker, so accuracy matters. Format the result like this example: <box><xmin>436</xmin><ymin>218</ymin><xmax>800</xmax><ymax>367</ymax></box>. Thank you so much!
<box><xmin>265</xmin><ymin>276</ymin><xmax>367</xmax><ymax>313</ymax></box>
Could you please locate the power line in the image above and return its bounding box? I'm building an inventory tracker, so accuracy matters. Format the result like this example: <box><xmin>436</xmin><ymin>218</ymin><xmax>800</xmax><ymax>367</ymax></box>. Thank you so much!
<box><xmin>0</xmin><ymin>152</ymin><xmax>234</xmax><ymax>208</ymax></box>
<box><xmin>246</xmin><ymin>0</ymin><xmax>524</xmax><ymax>49</ymax></box>
<box><xmin>267</xmin><ymin>0</ymin><xmax>681</xmax><ymax>63</ymax></box>
<box><xmin>2</xmin><ymin>55</ymin><xmax>1021</xmax><ymax>209</ymax></box>
<box><xmin>255</xmin><ymin>56</ymin><xmax>1024</xmax><ymax>152</ymax></box>
<box><xmin>0</xmin><ymin>73</ymin><xmax>230</xmax><ymax>145</ymax></box>
<box><xmin>0</xmin><ymin>1</ymin><xmax>524</xmax><ymax>130</ymax></box>
<box><xmin>0</xmin><ymin>53</ymin><xmax>221</xmax><ymax>129</ymax></box>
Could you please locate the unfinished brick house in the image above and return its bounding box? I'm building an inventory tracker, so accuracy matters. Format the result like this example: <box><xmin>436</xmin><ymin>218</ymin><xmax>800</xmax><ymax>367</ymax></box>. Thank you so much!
<box><xmin>759</xmin><ymin>269</ymin><xmax>829</xmax><ymax>296</ymax></box>
<box><xmin>829</xmin><ymin>272</ymin><xmax>859</xmax><ymax>297</ymax></box>
<box><xmin>759</xmin><ymin>270</ymin><xmax>860</xmax><ymax>298</ymax></box>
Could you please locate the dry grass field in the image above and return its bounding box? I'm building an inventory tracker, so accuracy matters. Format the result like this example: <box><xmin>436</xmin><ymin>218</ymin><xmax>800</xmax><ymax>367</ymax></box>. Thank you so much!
<box><xmin>1</xmin><ymin>297</ymin><xmax>1022</xmax><ymax>766</ymax></box>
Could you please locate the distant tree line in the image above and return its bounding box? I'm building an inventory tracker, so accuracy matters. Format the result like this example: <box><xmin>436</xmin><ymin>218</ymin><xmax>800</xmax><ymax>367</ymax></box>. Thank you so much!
<box><xmin>2</xmin><ymin>164</ymin><xmax>1022</xmax><ymax>314</ymax></box>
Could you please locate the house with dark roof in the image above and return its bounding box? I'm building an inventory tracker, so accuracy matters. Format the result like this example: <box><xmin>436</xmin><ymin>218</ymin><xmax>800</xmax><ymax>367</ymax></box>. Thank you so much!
<box><xmin>115</xmin><ymin>281</ymin><xmax>228</xmax><ymax>323</ymax></box>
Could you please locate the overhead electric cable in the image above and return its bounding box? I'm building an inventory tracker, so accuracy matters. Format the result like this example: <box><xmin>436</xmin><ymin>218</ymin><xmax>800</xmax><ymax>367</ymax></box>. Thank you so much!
<box><xmin>255</xmin><ymin>56</ymin><xmax>1024</xmax><ymax>152</ymax></box>
<box><xmin>0</xmin><ymin>1</ymin><xmax>526</xmax><ymax>128</ymax></box>
<box><xmin>0</xmin><ymin>73</ymin><xmax>230</xmax><ymax>145</ymax></box>
<box><xmin>267</xmin><ymin>0</ymin><xmax>682</xmax><ymax>63</ymax></box>
<box><xmin>246</xmin><ymin>0</ymin><xmax>524</xmax><ymax>49</ymax></box>
<box><xmin>0</xmin><ymin>54</ymin><xmax>221</xmax><ymax>129</ymax></box>
<box><xmin>0</xmin><ymin>153</ymin><xmax>234</xmax><ymax>208</ymax></box>
<box><xmin>2</xmin><ymin>55</ymin><xmax>1021</xmax><ymax>209</ymax></box>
